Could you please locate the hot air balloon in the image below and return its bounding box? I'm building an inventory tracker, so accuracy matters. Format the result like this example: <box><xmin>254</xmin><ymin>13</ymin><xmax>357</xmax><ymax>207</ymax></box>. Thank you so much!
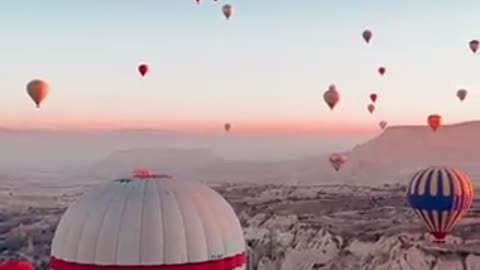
<box><xmin>50</xmin><ymin>169</ymin><xmax>246</xmax><ymax>270</ymax></box>
<box><xmin>324</xmin><ymin>84</ymin><xmax>340</xmax><ymax>110</ymax></box>
<box><xmin>329</xmin><ymin>153</ymin><xmax>347</xmax><ymax>172</ymax></box>
<box><xmin>427</xmin><ymin>114</ymin><xmax>442</xmax><ymax>131</ymax></box>
<box><xmin>26</xmin><ymin>79</ymin><xmax>49</xmax><ymax>108</ymax></box>
<box><xmin>378</xmin><ymin>67</ymin><xmax>386</xmax><ymax>76</ymax></box>
<box><xmin>457</xmin><ymin>89</ymin><xmax>467</xmax><ymax>102</ymax></box>
<box><xmin>222</xmin><ymin>4</ymin><xmax>233</xmax><ymax>19</ymax></box>
<box><xmin>370</xmin><ymin>93</ymin><xmax>377</xmax><ymax>103</ymax></box>
<box><xmin>0</xmin><ymin>261</ymin><xmax>35</xmax><ymax>270</ymax></box>
<box><xmin>367</xmin><ymin>104</ymin><xmax>375</xmax><ymax>114</ymax></box>
<box><xmin>224</xmin><ymin>122</ymin><xmax>231</xmax><ymax>132</ymax></box>
<box><xmin>362</xmin><ymin>29</ymin><xmax>372</xmax><ymax>44</ymax></box>
<box><xmin>194</xmin><ymin>0</ymin><xmax>201</xmax><ymax>4</ymax></box>
<box><xmin>469</xmin><ymin>40</ymin><xmax>479</xmax><ymax>53</ymax></box>
<box><xmin>407</xmin><ymin>166</ymin><xmax>474</xmax><ymax>242</ymax></box>
<box><xmin>138</xmin><ymin>64</ymin><xmax>149</xmax><ymax>77</ymax></box>
<box><xmin>379</xmin><ymin>121</ymin><xmax>387</xmax><ymax>130</ymax></box>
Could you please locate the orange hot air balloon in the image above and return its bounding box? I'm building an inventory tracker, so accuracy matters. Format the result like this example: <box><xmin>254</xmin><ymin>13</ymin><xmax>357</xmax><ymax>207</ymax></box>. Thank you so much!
<box><xmin>224</xmin><ymin>122</ymin><xmax>231</xmax><ymax>132</ymax></box>
<box><xmin>370</xmin><ymin>93</ymin><xmax>377</xmax><ymax>103</ymax></box>
<box><xmin>378</xmin><ymin>67</ymin><xmax>386</xmax><ymax>76</ymax></box>
<box><xmin>367</xmin><ymin>104</ymin><xmax>375</xmax><ymax>114</ymax></box>
<box><xmin>362</xmin><ymin>29</ymin><xmax>372</xmax><ymax>44</ymax></box>
<box><xmin>457</xmin><ymin>89</ymin><xmax>467</xmax><ymax>102</ymax></box>
<box><xmin>0</xmin><ymin>261</ymin><xmax>35</xmax><ymax>270</ymax></box>
<box><xmin>324</xmin><ymin>84</ymin><xmax>340</xmax><ymax>110</ymax></box>
<box><xmin>427</xmin><ymin>114</ymin><xmax>442</xmax><ymax>131</ymax></box>
<box><xmin>26</xmin><ymin>79</ymin><xmax>49</xmax><ymax>108</ymax></box>
<box><xmin>138</xmin><ymin>64</ymin><xmax>149</xmax><ymax>77</ymax></box>
<box><xmin>379</xmin><ymin>121</ymin><xmax>387</xmax><ymax>130</ymax></box>
<box><xmin>222</xmin><ymin>4</ymin><xmax>233</xmax><ymax>19</ymax></box>
<box><xmin>469</xmin><ymin>40</ymin><xmax>479</xmax><ymax>53</ymax></box>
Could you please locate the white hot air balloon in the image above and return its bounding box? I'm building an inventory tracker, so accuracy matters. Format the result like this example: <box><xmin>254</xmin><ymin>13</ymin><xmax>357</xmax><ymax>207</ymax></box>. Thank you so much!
<box><xmin>329</xmin><ymin>153</ymin><xmax>347</xmax><ymax>172</ymax></box>
<box><xmin>50</xmin><ymin>169</ymin><xmax>246</xmax><ymax>270</ymax></box>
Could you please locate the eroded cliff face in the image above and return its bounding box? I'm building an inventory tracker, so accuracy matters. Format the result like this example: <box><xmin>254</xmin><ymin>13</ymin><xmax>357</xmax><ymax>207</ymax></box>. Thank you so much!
<box><xmin>217</xmin><ymin>184</ymin><xmax>480</xmax><ymax>270</ymax></box>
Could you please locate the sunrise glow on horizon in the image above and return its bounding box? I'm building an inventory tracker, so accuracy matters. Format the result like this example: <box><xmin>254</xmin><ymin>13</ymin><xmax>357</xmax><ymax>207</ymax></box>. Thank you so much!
<box><xmin>1</xmin><ymin>1</ymin><xmax>480</xmax><ymax>135</ymax></box>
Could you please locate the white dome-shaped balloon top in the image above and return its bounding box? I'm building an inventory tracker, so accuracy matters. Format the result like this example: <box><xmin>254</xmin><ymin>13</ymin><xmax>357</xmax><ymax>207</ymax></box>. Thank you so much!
<box><xmin>50</xmin><ymin>169</ymin><xmax>246</xmax><ymax>270</ymax></box>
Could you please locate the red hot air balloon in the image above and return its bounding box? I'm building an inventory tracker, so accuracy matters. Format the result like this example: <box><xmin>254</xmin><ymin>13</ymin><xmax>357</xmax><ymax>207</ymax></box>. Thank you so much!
<box><xmin>362</xmin><ymin>29</ymin><xmax>372</xmax><ymax>44</ymax></box>
<box><xmin>224</xmin><ymin>122</ymin><xmax>231</xmax><ymax>132</ymax></box>
<box><xmin>0</xmin><ymin>261</ymin><xmax>36</xmax><ymax>270</ymax></box>
<box><xmin>222</xmin><ymin>4</ymin><xmax>233</xmax><ymax>19</ymax></box>
<box><xmin>26</xmin><ymin>79</ymin><xmax>49</xmax><ymax>108</ymax></box>
<box><xmin>138</xmin><ymin>64</ymin><xmax>149</xmax><ymax>77</ymax></box>
<box><xmin>367</xmin><ymin>104</ymin><xmax>375</xmax><ymax>114</ymax></box>
<box><xmin>427</xmin><ymin>114</ymin><xmax>442</xmax><ymax>131</ymax></box>
<box><xmin>370</xmin><ymin>93</ymin><xmax>377</xmax><ymax>103</ymax></box>
<box><xmin>378</xmin><ymin>67</ymin><xmax>386</xmax><ymax>76</ymax></box>
<box><xmin>329</xmin><ymin>153</ymin><xmax>347</xmax><ymax>172</ymax></box>
<box><xmin>324</xmin><ymin>84</ymin><xmax>340</xmax><ymax>110</ymax></box>
<box><xmin>469</xmin><ymin>40</ymin><xmax>479</xmax><ymax>53</ymax></box>
<box><xmin>379</xmin><ymin>121</ymin><xmax>387</xmax><ymax>130</ymax></box>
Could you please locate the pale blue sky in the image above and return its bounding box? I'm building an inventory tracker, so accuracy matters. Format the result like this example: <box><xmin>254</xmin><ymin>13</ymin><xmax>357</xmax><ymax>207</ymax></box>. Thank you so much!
<box><xmin>0</xmin><ymin>0</ymin><xmax>479</xmax><ymax>131</ymax></box>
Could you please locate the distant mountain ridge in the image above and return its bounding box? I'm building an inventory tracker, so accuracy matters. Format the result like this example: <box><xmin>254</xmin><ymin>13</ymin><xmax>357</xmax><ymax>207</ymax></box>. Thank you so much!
<box><xmin>86</xmin><ymin>121</ymin><xmax>480</xmax><ymax>185</ymax></box>
<box><xmin>345</xmin><ymin>120</ymin><xmax>480</xmax><ymax>184</ymax></box>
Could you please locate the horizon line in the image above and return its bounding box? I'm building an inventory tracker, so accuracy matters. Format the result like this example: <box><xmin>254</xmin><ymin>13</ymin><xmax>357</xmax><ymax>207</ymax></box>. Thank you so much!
<box><xmin>1</xmin><ymin>119</ymin><xmax>477</xmax><ymax>135</ymax></box>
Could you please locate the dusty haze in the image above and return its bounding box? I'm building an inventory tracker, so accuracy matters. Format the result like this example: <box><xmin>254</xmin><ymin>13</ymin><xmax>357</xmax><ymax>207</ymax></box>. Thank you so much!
<box><xmin>2</xmin><ymin>122</ymin><xmax>480</xmax><ymax>270</ymax></box>
<box><xmin>0</xmin><ymin>128</ymin><xmax>368</xmax><ymax>172</ymax></box>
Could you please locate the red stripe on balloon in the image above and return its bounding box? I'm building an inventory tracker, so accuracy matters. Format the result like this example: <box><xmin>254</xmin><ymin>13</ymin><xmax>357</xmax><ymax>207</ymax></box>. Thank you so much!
<box><xmin>50</xmin><ymin>253</ymin><xmax>245</xmax><ymax>270</ymax></box>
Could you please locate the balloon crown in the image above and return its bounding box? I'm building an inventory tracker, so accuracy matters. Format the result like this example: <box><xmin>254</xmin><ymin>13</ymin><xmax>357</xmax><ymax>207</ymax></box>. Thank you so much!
<box><xmin>132</xmin><ymin>168</ymin><xmax>172</xmax><ymax>179</ymax></box>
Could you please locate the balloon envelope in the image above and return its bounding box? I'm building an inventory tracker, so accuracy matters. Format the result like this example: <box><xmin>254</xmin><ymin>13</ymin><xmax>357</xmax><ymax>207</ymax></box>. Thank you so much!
<box><xmin>407</xmin><ymin>166</ymin><xmax>474</xmax><ymax>242</ymax></box>
<box><xmin>469</xmin><ymin>40</ymin><xmax>479</xmax><ymax>53</ymax></box>
<box><xmin>379</xmin><ymin>121</ymin><xmax>387</xmax><ymax>130</ymax></box>
<box><xmin>362</xmin><ymin>29</ymin><xmax>372</xmax><ymax>43</ymax></box>
<box><xmin>138</xmin><ymin>64</ymin><xmax>149</xmax><ymax>77</ymax></box>
<box><xmin>370</xmin><ymin>93</ymin><xmax>377</xmax><ymax>103</ymax></box>
<box><xmin>329</xmin><ymin>153</ymin><xmax>347</xmax><ymax>171</ymax></box>
<box><xmin>0</xmin><ymin>261</ymin><xmax>35</xmax><ymax>270</ymax></box>
<box><xmin>222</xmin><ymin>4</ymin><xmax>233</xmax><ymax>19</ymax></box>
<box><xmin>367</xmin><ymin>104</ymin><xmax>375</xmax><ymax>114</ymax></box>
<box><xmin>378</xmin><ymin>67</ymin><xmax>386</xmax><ymax>76</ymax></box>
<box><xmin>50</xmin><ymin>171</ymin><xmax>246</xmax><ymax>270</ymax></box>
<box><xmin>427</xmin><ymin>114</ymin><xmax>442</xmax><ymax>131</ymax></box>
<box><xmin>26</xmin><ymin>79</ymin><xmax>49</xmax><ymax>108</ymax></box>
<box><xmin>324</xmin><ymin>84</ymin><xmax>340</xmax><ymax>110</ymax></box>
<box><xmin>457</xmin><ymin>89</ymin><xmax>467</xmax><ymax>101</ymax></box>
<box><xmin>224</xmin><ymin>123</ymin><xmax>231</xmax><ymax>132</ymax></box>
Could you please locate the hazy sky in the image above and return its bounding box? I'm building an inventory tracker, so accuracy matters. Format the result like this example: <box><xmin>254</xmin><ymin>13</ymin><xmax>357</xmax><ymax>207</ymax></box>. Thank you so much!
<box><xmin>0</xmin><ymin>0</ymin><xmax>479</xmax><ymax>134</ymax></box>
